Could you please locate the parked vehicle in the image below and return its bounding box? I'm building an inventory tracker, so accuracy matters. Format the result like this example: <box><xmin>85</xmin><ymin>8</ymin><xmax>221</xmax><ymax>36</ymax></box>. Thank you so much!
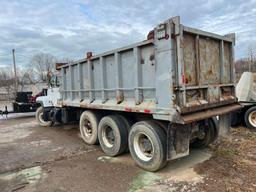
<box><xmin>231</xmin><ymin>72</ymin><xmax>256</xmax><ymax>128</ymax></box>
<box><xmin>0</xmin><ymin>90</ymin><xmax>46</xmax><ymax>117</ymax></box>
<box><xmin>36</xmin><ymin>16</ymin><xmax>240</xmax><ymax>171</ymax></box>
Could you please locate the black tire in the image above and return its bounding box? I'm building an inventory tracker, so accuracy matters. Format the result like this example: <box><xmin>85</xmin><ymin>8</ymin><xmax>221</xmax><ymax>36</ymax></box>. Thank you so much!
<box><xmin>129</xmin><ymin>121</ymin><xmax>167</xmax><ymax>172</ymax></box>
<box><xmin>209</xmin><ymin>117</ymin><xmax>219</xmax><ymax>144</ymax></box>
<box><xmin>98</xmin><ymin>115</ymin><xmax>128</xmax><ymax>156</ymax></box>
<box><xmin>152</xmin><ymin>120</ymin><xmax>168</xmax><ymax>133</ymax></box>
<box><xmin>244</xmin><ymin>106</ymin><xmax>256</xmax><ymax>129</ymax></box>
<box><xmin>116</xmin><ymin>115</ymin><xmax>133</xmax><ymax>133</ymax></box>
<box><xmin>190</xmin><ymin>118</ymin><xmax>217</xmax><ymax>148</ymax></box>
<box><xmin>36</xmin><ymin>106</ymin><xmax>52</xmax><ymax>127</ymax></box>
<box><xmin>79</xmin><ymin>111</ymin><xmax>101</xmax><ymax>145</ymax></box>
<box><xmin>116</xmin><ymin>115</ymin><xmax>134</xmax><ymax>152</ymax></box>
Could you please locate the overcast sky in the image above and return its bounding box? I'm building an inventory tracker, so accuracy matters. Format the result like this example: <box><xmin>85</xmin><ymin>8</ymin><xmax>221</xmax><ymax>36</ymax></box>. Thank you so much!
<box><xmin>0</xmin><ymin>0</ymin><xmax>255</xmax><ymax>69</ymax></box>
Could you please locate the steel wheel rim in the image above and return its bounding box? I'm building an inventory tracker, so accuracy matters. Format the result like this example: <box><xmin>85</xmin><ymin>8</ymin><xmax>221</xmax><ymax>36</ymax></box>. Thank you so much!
<box><xmin>197</xmin><ymin>126</ymin><xmax>207</xmax><ymax>140</ymax></box>
<box><xmin>83</xmin><ymin>120</ymin><xmax>93</xmax><ymax>138</ymax></box>
<box><xmin>134</xmin><ymin>132</ymin><xmax>154</xmax><ymax>162</ymax></box>
<box><xmin>102</xmin><ymin>126</ymin><xmax>115</xmax><ymax>148</ymax></box>
<box><xmin>248</xmin><ymin>111</ymin><xmax>256</xmax><ymax>127</ymax></box>
<box><xmin>39</xmin><ymin>112</ymin><xmax>45</xmax><ymax>123</ymax></box>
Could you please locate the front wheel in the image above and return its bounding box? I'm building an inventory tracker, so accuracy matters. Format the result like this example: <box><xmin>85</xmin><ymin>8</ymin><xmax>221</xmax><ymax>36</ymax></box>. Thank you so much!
<box><xmin>244</xmin><ymin>106</ymin><xmax>256</xmax><ymax>129</ymax></box>
<box><xmin>129</xmin><ymin>121</ymin><xmax>167</xmax><ymax>172</ymax></box>
<box><xmin>36</xmin><ymin>106</ymin><xmax>52</xmax><ymax>127</ymax></box>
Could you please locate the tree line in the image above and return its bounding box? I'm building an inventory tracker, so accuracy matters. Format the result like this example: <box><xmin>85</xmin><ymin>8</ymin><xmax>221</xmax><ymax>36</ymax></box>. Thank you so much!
<box><xmin>0</xmin><ymin>52</ymin><xmax>72</xmax><ymax>93</ymax></box>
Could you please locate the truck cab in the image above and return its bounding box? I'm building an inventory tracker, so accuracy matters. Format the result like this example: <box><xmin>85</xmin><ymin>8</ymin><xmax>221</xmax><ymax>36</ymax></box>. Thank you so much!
<box><xmin>36</xmin><ymin>71</ymin><xmax>61</xmax><ymax>126</ymax></box>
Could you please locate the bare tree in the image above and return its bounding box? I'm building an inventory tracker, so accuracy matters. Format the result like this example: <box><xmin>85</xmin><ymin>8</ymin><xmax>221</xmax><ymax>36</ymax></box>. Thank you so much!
<box><xmin>0</xmin><ymin>69</ymin><xmax>15</xmax><ymax>95</ymax></box>
<box><xmin>248</xmin><ymin>44</ymin><xmax>256</xmax><ymax>72</ymax></box>
<box><xmin>30</xmin><ymin>52</ymin><xmax>57</xmax><ymax>82</ymax></box>
<box><xmin>23</xmin><ymin>68</ymin><xmax>38</xmax><ymax>84</ymax></box>
<box><xmin>17</xmin><ymin>68</ymin><xmax>39</xmax><ymax>90</ymax></box>
<box><xmin>58</xmin><ymin>57</ymin><xmax>74</xmax><ymax>64</ymax></box>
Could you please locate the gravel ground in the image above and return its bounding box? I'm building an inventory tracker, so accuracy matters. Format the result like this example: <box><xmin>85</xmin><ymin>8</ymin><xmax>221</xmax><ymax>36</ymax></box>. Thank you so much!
<box><xmin>0</xmin><ymin>110</ymin><xmax>255</xmax><ymax>192</ymax></box>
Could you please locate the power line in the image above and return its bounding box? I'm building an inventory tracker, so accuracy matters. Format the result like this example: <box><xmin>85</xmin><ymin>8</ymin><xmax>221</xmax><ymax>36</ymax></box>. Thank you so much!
<box><xmin>0</xmin><ymin>53</ymin><xmax>11</xmax><ymax>57</ymax></box>
<box><xmin>16</xmin><ymin>53</ymin><xmax>33</xmax><ymax>59</ymax></box>
<box><xmin>0</xmin><ymin>51</ymin><xmax>35</xmax><ymax>58</ymax></box>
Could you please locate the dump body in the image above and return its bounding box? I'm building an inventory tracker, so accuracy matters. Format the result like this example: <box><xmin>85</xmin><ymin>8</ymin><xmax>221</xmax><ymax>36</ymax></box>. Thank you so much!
<box><xmin>58</xmin><ymin>16</ymin><xmax>237</xmax><ymax>123</ymax></box>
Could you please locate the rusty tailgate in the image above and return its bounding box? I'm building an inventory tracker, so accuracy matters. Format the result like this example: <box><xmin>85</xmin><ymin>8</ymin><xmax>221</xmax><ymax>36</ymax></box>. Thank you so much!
<box><xmin>174</xmin><ymin>25</ymin><xmax>236</xmax><ymax>114</ymax></box>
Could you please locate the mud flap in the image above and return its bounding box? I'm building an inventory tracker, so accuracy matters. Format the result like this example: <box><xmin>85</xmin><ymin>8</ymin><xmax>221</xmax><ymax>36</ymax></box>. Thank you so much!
<box><xmin>61</xmin><ymin>108</ymin><xmax>69</xmax><ymax>124</ymax></box>
<box><xmin>219</xmin><ymin>113</ymin><xmax>231</xmax><ymax>136</ymax></box>
<box><xmin>53</xmin><ymin>108</ymin><xmax>62</xmax><ymax>123</ymax></box>
<box><xmin>211</xmin><ymin>117</ymin><xmax>219</xmax><ymax>142</ymax></box>
<box><xmin>42</xmin><ymin>107</ymin><xmax>53</xmax><ymax>121</ymax></box>
<box><xmin>167</xmin><ymin>124</ymin><xmax>191</xmax><ymax>160</ymax></box>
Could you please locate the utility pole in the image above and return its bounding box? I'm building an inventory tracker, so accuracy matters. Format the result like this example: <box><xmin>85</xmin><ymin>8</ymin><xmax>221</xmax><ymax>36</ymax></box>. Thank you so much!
<box><xmin>12</xmin><ymin>49</ymin><xmax>18</xmax><ymax>94</ymax></box>
<box><xmin>251</xmin><ymin>53</ymin><xmax>253</xmax><ymax>72</ymax></box>
<box><xmin>248</xmin><ymin>46</ymin><xmax>256</xmax><ymax>72</ymax></box>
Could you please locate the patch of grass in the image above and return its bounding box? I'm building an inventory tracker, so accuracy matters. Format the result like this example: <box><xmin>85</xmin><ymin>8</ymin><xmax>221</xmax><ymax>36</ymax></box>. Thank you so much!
<box><xmin>215</xmin><ymin>148</ymin><xmax>240</xmax><ymax>159</ymax></box>
<box><xmin>128</xmin><ymin>171</ymin><xmax>161</xmax><ymax>192</ymax></box>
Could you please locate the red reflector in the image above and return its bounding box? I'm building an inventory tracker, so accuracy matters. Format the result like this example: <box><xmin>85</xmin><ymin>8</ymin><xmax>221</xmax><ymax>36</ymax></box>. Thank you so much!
<box><xmin>182</xmin><ymin>73</ymin><xmax>185</xmax><ymax>84</ymax></box>
<box><xmin>86</xmin><ymin>52</ymin><xmax>93</xmax><ymax>59</ymax></box>
<box><xmin>144</xmin><ymin>109</ymin><xmax>151</xmax><ymax>113</ymax></box>
<box><xmin>171</xmin><ymin>33</ymin><xmax>176</xmax><ymax>39</ymax></box>
<box><xmin>125</xmin><ymin>108</ymin><xmax>132</xmax><ymax>112</ymax></box>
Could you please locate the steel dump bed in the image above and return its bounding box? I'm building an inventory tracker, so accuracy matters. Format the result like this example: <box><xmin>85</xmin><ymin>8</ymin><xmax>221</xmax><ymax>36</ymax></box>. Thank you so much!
<box><xmin>58</xmin><ymin>16</ymin><xmax>238</xmax><ymax>123</ymax></box>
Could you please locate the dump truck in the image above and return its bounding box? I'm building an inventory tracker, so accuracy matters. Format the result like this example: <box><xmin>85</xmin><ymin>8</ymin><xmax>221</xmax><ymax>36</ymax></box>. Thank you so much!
<box><xmin>36</xmin><ymin>16</ymin><xmax>240</xmax><ymax>171</ymax></box>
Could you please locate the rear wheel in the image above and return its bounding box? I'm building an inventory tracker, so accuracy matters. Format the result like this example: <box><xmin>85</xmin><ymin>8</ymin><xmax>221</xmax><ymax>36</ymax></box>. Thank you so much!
<box><xmin>116</xmin><ymin>115</ymin><xmax>133</xmax><ymax>133</ymax></box>
<box><xmin>190</xmin><ymin>118</ymin><xmax>217</xmax><ymax>148</ymax></box>
<box><xmin>116</xmin><ymin>115</ymin><xmax>134</xmax><ymax>152</ymax></box>
<box><xmin>98</xmin><ymin>115</ymin><xmax>128</xmax><ymax>156</ymax></box>
<box><xmin>36</xmin><ymin>106</ymin><xmax>52</xmax><ymax>127</ymax></box>
<box><xmin>245</xmin><ymin>106</ymin><xmax>256</xmax><ymax>129</ymax></box>
<box><xmin>79</xmin><ymin>111</ymin><xmax>101</xmax><ymax>145</ymax></box>
<box><xmin>129</xmin><ymin>121</ymin><xmax>167</xmax><ymax>172</ymax></box>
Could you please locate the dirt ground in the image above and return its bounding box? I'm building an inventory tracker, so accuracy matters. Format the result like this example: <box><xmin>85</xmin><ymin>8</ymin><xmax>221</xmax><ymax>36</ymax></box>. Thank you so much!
<box><xmin>0</xmin><ymin>112</ymin><xmax>256</xmax><ymax>192</ymax></box>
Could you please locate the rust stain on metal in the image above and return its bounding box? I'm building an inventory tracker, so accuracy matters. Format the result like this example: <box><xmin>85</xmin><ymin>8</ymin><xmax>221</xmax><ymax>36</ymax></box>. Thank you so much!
<box><xmin>181</xmin><ymin>99</ymin><xmax>237</xmax><ymax>114</ymax></box>
<box><xmin>116</xmin><ymin>94</ymin><xmax>124</xmax><ymax>104</ymax></box>
<box><xmin>80</xmin><ymin>103</ymin><xmax>104</xmax><ymax>109</ymax></box>
<box><xmin>180</xmin><ymin>31</ymin><xmax>235</xmax><ymax>114</ymax></box>
<box><xmin>86</xmin><ymin>52</ymin><xmax>93</xmax><ymax>59</ymax></box>
<box><xmin>147</xmin><ymin>30</ymin><xmax>154</xmax><ymax>40</ymax></box>
<box><xmin>55</xmin><ymin>63</ymin><xmax>67</xmax><ymax>70</ymax></box>
<box><xmin>183</xmin><ymin>33</ymin><xmax>197</xmax><ymax>85</ymax></box>
<box><xmin>182</xmin><ymin>104</ymin><xmax>241</xmax><ymax>123</ymax></box>
<box><xmin>149</xmin><ymin>54</ymin><xmax>155</xmax><ymax>61</ymax></box>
